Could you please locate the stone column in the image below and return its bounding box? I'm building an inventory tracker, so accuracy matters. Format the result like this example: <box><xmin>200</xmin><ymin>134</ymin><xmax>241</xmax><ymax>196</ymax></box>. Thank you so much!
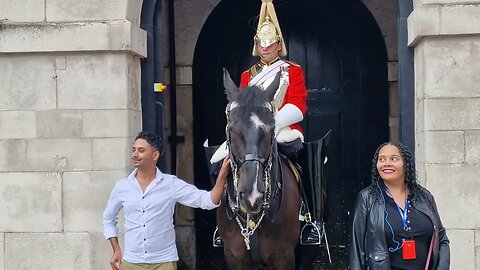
<box><xmin>0</xmin><ymin>1</ymin><xmax>145</xmax><ymax>269</ymax></box>
<box><xmin>408</xmin><ymin>1</ymin><xmax>480</xmax><ymax>269</ymax></box>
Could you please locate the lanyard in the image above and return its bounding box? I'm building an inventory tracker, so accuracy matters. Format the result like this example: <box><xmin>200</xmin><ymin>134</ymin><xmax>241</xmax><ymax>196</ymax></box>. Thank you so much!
<box><xmin>386</xmin><ymin>188</ymin><xmax>409</xmax><ymax>231</ymax></box>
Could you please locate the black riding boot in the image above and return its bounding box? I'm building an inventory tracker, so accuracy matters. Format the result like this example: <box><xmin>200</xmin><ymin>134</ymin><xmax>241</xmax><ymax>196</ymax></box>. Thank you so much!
<box><xmin>298</xmin><ymin>131</ymin><xmax>331</xmax><ymax>245</ymax></box>
<box><xmin>204</xmin><ymin>141</ymin><xmax>224</xmax><ymax>247</ymax></box>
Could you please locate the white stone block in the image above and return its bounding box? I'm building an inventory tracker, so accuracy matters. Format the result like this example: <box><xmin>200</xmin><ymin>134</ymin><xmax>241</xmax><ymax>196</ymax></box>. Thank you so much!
<box><xmin>0</xmin><ymin>21</ymin><xmax>146</xmax><ymax>57</ymax></box>
<box><xmin>0</xmin><ymin>172</ymin><xmax>62</xmax><ymax>232</ymax></box>
<box><xmin>46</xmin><ymin>0</ymin><xmax>127</xmax><ymax>22</ymax></box>
<box><xmin>177</xmin><ymin>66</ymin><xmax>193</xmax><ymax>85</ymax></box>
<box><xmin>414</xmin><ymin>42</ymin><xmax>426</xmax><ymax>100</ymax></box>
<box><xmin>425</xmin><ymin>164</ymin><xmax>480</xmax><ymax>229</ymax></box>
<box><xmin>126</xmin><ymin>55</ymin><xmax>142</xmax><ymax>109</ymax></box>
<box><xmin>448</xmin><ymin>229</ymin><xmax>475</xmax><ymax>270</ymax></box>
<box><xmin>416</xmin><ymin>161</ymin><xmax>427</xmax><ymax>186</ymax></box>
<box><xmin>425</xmin><ymin>98</ymin><xmax>480</xmax><ymax>130</ymax></box>
<box><xmin>0</xmin><ymin>55</ymin><xmax>56</xmax><ymax>110</ymax></box>
<box><xmin>63</xmin><ymin>170</ymin><xmax>129</xmax><ymax>232</ymax></box>
<box><xmin>441</xmin><ymin>5</ymin><xmax>480</xmax><ymax>35</ymax></box>
<box><xmin>425</xmin><ymin>131</ymin><xmax>465</xmax><ymax>163</ymax></box>
<box><xmin>0</xmin><ymin>233</ymin><xmax>4</xmax><ymax>270</ymax></box>
<box><xmin>27</xmin><ymin>138</ymin><xmax>92</xmax><ymax>171</ymax></box>
<box><xmin>0</xmin><ymin>111</ymin><xmax>36</xmax><ymax>139</ymax></box>
<box><xmin>5</xmin><ymin>233</ymin><xmax>92</xmax><ymax>270</ymax></box>
<box><xmin>109</xmin><ymin>21</ymin><xmax>148</xmax><ymax>58</ymax></box>
<box><xmin>423</xmin><ymin>37</ymin><xmax>480</xmax><ymax>98</ymax></box>
<box><xmin>477</xmin><ymin>245</ymin><xmax>480</xmax><ymax>270</ymax></box>
<box><xmin>476</xmin><ymin>230</ymin><xmax>480</xmax><ymax>269</ymax></box>
<box><xmin>415</xmin><ymin>98</ymin><xmax>426</xmax><ymax>134</ymax></box>
<box><xmin>0</xmin><ymin>140</ymin><xmax>26</xmax><ymax>172</ymax></box>
<box><xmin>415</xmin><ymin>131</ymin><xmax>426</xmax><ymax>163</ymax></box>
<box><xmin>476</xmin><ymin>229</ymin><xmax>480</xmax><ymax>247</ymax></box>
<box><xmin>82</xmin><ymin>109</ymin><xmax>139</xmax><ymax>137</ymax></box>
<box><xmin>57</xmin><ymin>54</ymin><xmax>130</xmax><ymax>110</ymax></box>
<box><xmin>126</xmin><ymin>0</ymin><xmax>143</xmax><ymax>26</ymax></box>
<box><xmin>466</xmin><ymin>131</ymin><xmax>480</xmax><ymax>164</ymax></box>
<box><xmin>407</xmin><ymin>6</ymin><xmax>440</xmax><ymax>46</ymax></box>
<box><xmin>91</xmin><ymin>231</ymin><xmax>126</xmax><ymax>270</ymax></box>
<box><xmin>0</xmin><ymin>0</ymin><xmax>45</xmax><ymax>22</ymax></box>
<box><xmin>0</xmin><ymin>22</ymin><xmax>107</xmax><ymax>52</ymax></box>
<box><xmin>92</xmin><ymin>138</ymin><xmax>132</xmax><ymax>170</ymax></box>
<box><xmin>37</xmin><ymin>110</ymin><xmax>82</xmax><ymax>138</ymax></box>
<box><xmin>55</xmin><ymin>56</ymin><xmax>66</xmax><ymax>70</ymax></box>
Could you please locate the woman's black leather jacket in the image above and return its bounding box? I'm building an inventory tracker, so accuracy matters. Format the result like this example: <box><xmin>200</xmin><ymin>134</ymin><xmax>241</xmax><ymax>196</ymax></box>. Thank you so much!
<box><xmin>349</xmin><ymin>186</ymin><xmax>450</xmax><ymax>270</ymax></box>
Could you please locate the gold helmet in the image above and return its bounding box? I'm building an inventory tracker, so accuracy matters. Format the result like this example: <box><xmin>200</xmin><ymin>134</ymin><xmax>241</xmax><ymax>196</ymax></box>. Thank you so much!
<box><xmin>252</xmin><ymin>0</ymin><xmax>287</xmax><ymax>57</ymax></box>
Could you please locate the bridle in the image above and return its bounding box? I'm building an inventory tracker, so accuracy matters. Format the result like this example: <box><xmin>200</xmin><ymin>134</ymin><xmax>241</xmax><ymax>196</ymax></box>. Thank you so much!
<box><xmin>224</xmin><ymin>101</ymin><xmax>278</xmax><ymax>250</ymax></box>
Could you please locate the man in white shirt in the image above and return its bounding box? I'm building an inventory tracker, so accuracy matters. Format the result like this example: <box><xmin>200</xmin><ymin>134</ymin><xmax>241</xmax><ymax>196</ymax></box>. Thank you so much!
<box><xmin>103</xmin><ymin>131</ymin><xmax>229</xmax><ymax>270</ymax></box>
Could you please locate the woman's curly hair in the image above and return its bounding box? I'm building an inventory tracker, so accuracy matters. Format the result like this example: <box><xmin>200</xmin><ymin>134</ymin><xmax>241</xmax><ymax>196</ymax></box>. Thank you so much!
<box><xmin>368</xmin><ymin>142</ymin><xmax>425</xmax><ymax>202</ymax></box>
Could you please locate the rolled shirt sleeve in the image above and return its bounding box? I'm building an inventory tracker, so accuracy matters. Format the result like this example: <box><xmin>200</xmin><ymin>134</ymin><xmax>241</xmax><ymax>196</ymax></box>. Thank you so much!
<box><xmin>103</xmin><ymin>183</ymin><xmax>123</xmax><ymax>240</ymax></box>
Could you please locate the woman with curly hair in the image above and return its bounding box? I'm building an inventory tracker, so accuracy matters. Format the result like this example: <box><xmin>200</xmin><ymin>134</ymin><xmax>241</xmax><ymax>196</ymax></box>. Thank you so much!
<box><xmin>349</xmin><ymin>142</ymin><xmax>450</xmax><ymax>270</ymax></box>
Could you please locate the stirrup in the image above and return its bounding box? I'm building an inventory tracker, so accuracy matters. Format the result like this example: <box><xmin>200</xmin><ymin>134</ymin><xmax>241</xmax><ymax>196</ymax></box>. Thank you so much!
<box><xmin>300</xmin><ymin>218</ymin><xmax>322</xmax><ymax>245</ymax></box>
<box><xmin>212</xmin><ymin>226</ymin><xmax>223</xmax><ymax>247</ymax></box>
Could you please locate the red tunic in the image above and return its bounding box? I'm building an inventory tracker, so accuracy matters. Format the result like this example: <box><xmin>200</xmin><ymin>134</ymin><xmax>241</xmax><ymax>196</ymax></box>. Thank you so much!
<box><xmin>240</xmin><ymin>61</ymin><xmax>308</xmax><ymax>133</ymax></box>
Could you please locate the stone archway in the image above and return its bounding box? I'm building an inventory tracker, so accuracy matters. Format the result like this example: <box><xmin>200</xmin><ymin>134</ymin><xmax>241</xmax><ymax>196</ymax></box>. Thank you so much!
<box><xmin>192</xmin><ymin>0</ymin><xmax>393</xmax><ymax>268</ymax></box>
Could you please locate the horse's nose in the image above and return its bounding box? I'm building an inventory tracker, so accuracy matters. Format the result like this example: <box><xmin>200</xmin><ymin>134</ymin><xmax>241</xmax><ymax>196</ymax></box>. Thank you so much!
<box><xmin>247</xmin><ymin>192</ymin><xmax>264</xmax><ymax>208</ymax></box>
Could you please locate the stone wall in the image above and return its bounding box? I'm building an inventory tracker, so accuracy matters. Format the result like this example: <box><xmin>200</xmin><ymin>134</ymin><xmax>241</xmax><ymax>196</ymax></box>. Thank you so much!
<box><xmin>0</xmin><ymin>0</ymin><xmax>144</xmax><ymax>269</ymax></box>
<box><xmin>409</xmin><ymin>1</ymin><xmax>480</xmax><ymax>269</ymax></box>
<box><xmin>2</xmin><ymin>0</ymin><xmax>478</xmax><ymax>269</ymax></box>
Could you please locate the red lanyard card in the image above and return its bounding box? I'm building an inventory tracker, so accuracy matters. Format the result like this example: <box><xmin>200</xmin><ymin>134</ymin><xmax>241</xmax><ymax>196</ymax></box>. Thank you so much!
<box><xmin>402</xmin><ymin>239</ymin><xmax>416</xmax><ymax>260</ymax></box>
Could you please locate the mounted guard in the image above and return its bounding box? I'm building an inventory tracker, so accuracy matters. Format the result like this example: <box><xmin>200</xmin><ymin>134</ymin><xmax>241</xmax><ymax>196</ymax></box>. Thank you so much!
<box><xmin>205</xmin><ymin>0</ymin><xmax>328</xmax><ymax>249</ymax></box>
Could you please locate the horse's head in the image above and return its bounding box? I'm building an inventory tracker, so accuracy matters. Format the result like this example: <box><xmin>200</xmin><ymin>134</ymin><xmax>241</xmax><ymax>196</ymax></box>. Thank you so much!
<box><xmin>223</xmin><ymin>69</ymin><xmax>280</xmax><ymax>214</ymax></box>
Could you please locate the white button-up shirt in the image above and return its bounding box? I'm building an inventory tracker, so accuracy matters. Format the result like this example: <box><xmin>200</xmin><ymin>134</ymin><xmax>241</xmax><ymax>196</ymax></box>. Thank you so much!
<box><xmin>103</xmin><ymin>168</ymin><xmax>219</xmax><ymax>264</ymax></box>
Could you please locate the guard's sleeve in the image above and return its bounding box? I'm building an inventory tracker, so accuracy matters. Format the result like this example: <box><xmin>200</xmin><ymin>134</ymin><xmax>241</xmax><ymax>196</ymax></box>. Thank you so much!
<box><xmin>281</xmin><ymin>65</ymin><xmax>307</xmax><ymax>114</ymax></box>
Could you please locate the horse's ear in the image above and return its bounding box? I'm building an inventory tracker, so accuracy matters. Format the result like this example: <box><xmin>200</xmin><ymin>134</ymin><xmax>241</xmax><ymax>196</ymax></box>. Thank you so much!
<box><xmin>263</xmin><ymin>72</ymin><xmax>281</xmax><ymax>102</ymax></box>
<box><xmin>223</xmin><ymin>68</ymin><xmax>239</xmax><ymax>102</ymax></box>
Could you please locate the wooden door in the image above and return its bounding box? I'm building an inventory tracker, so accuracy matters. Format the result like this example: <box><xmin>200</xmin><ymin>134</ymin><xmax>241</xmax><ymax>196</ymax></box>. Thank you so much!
<box><xmin>193</xmin><ymin>0</ymin><xmax>389</xmax><ymax>268</ymax></box>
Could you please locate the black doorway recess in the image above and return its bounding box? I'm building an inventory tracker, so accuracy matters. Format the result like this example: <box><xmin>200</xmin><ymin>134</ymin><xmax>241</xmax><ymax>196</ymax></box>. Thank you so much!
<box><xmin>193</xmin><ymin>0</ymin><xmax>389</xmax><ymax>268</ymax></box>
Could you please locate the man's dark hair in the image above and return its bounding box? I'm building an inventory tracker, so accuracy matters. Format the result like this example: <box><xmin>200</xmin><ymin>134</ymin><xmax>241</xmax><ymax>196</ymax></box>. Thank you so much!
<box><xmin>135</xmin><ymin>131</ymin><xmax>163</xmax><ymax>152</ymax></box>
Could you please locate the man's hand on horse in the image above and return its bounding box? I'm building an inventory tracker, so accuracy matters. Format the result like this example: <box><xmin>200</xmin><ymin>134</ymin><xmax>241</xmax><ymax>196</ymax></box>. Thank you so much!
<box><xmin>211</xmin><ymin>157</ymin><xmax>230</xmax><ymax>204</ymax></box>
<box><xmin>217</xmin><ymin>157</ymin><xmax>231</xmax><ymax>187</ymax></box>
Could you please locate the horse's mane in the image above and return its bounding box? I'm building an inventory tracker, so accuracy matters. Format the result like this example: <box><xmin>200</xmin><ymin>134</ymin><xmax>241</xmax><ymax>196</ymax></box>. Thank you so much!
<box><xmin>234</xmin><ymin>86</ymin><xmax>268</xmax><ymax>107</ymax></box>
<box><xmin>229</xmin><ymin>86</ymin><xmax>274</xmax><ymax>126</ymax></box>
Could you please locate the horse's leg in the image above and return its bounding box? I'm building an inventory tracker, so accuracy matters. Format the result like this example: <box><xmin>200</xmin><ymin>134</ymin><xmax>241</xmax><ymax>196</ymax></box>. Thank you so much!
<box><xmin>270</xmin><ymin>249</ymin><xmax>296</xmax><ymax>270</ymax></box>
<box><xmin>218</xmin><ymin>208</ymin><xmax>252</xmax><ymax>270</ymax></box>
<box><xmin>223</xmin><ymin>247</ymin><xmax>252</xmax><ymax>270</ymax></box>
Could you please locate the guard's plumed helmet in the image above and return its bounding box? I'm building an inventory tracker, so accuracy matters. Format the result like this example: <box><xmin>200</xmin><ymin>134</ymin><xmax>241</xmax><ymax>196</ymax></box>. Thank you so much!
<box><xmin>252</xmin><ymin>0</ymin><xmax>287</xmax><ymax>57</ymax></box>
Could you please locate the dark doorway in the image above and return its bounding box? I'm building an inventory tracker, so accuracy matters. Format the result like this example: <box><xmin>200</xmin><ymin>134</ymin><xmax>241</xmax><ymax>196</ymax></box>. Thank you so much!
<box><xmin>193</xmin><ymin>0</ymin><xmax>389</xmax><ymax>268</ymax></box>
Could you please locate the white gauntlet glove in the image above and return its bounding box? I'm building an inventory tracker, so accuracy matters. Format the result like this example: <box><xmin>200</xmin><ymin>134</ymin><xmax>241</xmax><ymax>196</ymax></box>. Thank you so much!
<box><xmin>275</xmin><ymin>104</ymin><xmax>304</xmax><ymax>143</ymax></box>
<box><xmin>210</xmin><ymin>104</ymin><xmax>304</xmax><ymax>163</ymax></box>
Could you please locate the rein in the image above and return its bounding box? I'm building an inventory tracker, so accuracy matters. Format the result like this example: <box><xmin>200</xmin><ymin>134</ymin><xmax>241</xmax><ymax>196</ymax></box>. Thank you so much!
<box><xmin>224</xmin><ymin>101</ymin><xmax>279</xmax><ymax>251</ymax></box>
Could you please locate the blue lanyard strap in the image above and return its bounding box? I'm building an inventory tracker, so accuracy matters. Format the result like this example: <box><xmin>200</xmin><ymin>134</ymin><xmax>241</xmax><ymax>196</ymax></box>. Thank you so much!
<box><xmin>386</xmin><ymin>189</ymin><xmax>410</xmax><ymax>231</ymax></box>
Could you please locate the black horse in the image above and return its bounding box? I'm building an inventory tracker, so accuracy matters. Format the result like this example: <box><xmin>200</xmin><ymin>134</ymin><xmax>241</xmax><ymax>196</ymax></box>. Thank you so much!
<box><xmin>216</xmin><ymin>69</ymin><xmax>317</xmax><ymax>269</ymax></box>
